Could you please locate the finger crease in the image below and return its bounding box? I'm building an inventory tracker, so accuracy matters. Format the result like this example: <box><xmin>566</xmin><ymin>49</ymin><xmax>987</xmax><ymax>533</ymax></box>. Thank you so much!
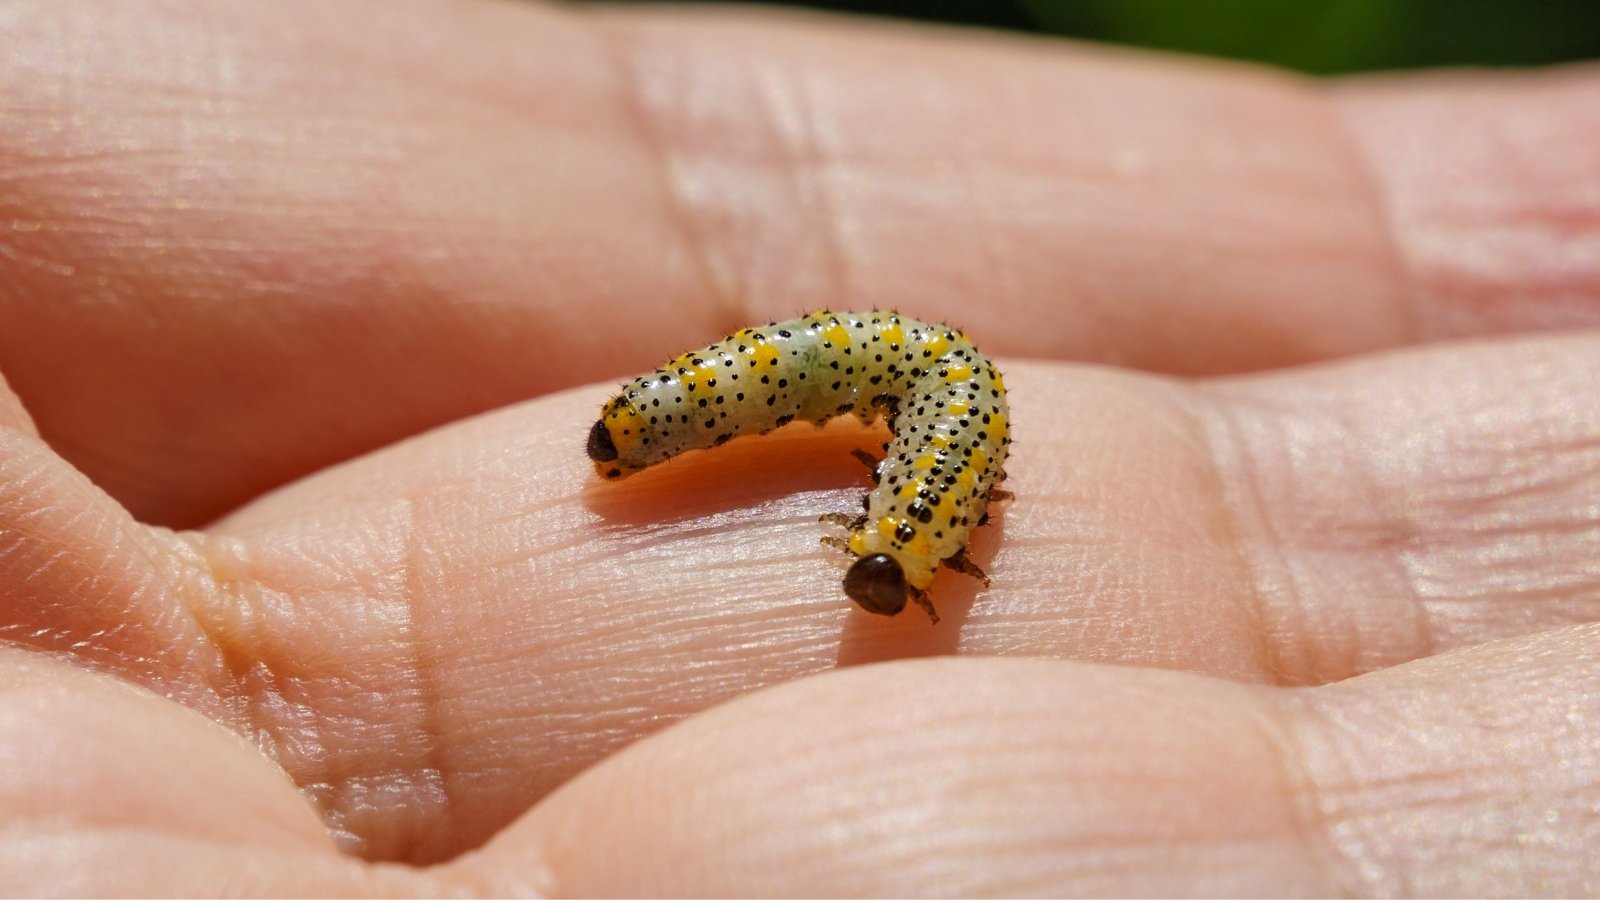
<box><xmin>1320</xmin><ymin>88</ymin><xmax>1428</xmax><ymax>345</ymax></box>
<box><xmin>1176</xmin><ymin>386</ymin><xmax>1302</xmax><ymax>686</ymax></box>
<box><xmin>589</xmin><ymin>16</ymin><xmax>750</xmax><ymax>334</ymax></box>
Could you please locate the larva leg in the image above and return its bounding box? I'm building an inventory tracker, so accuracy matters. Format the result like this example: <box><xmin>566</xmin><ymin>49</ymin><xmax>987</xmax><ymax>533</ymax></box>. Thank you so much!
<box><xmin>819</xmin><ymin>512</ymin><xmax>866</xmax><ymax>530</ymax></box>
<box><xmin>849</xmin><ymin>447</ymin><xmax>881</xmax><ymax>477</ymax></box>
<box><xmin>977</xmin><ymin>486</ymin><xmax>1014</xmax><ymax>523</ymax></box>
<box><xmin>869</xmin><ymin>393</ymin><xmax>901</xmax><ymax>425</ymax></box>
<box><xmin>820</xmin><ymin>535</ymin><xmax>853</xmax><ymax>555</ymax></box>
<box><xmin>909</xmin><ymin>589</ymin><xmax>940</xmax><ymax>624</ymax></box>
<box><xmin>941</xmin><ymin>547</ymin><xmax>991</xmax><ymax>587</ymax></box>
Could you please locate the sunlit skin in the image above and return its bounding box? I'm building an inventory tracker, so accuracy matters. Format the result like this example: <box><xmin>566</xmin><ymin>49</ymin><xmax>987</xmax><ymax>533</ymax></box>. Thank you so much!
<box><xmin>2</xmin><ymin>1</ymin><xmax>1599</xmax><ymax>895</ymax></box>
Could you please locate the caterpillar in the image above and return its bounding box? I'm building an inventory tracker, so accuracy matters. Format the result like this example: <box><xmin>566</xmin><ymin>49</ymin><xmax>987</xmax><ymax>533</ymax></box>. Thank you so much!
<box><xmin>586</xmin><ymin>311</ymin><xmax>1011</xmax><ymax>623</ymax></box>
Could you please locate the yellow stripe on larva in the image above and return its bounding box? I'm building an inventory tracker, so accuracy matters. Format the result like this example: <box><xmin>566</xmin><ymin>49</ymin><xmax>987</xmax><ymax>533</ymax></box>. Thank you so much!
<box><xmin>587</xmin><ymin>310</ymin><xmax>1011</xmax><ymax>623</ymax></box>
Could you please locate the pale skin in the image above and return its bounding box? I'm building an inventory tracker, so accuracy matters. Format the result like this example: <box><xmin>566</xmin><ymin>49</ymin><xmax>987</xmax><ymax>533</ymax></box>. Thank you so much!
<box><xmin>1</xmin><ymin>0</ymin><xmax>1598</xmax><ymax>894</ymax></box>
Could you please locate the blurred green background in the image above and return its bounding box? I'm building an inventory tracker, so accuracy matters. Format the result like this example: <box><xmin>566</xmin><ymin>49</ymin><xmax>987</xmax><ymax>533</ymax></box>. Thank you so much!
<box><xmin>599</xmin><ymin>0</ymin><xmax>1600</xmax><ymax>73</ymax></box>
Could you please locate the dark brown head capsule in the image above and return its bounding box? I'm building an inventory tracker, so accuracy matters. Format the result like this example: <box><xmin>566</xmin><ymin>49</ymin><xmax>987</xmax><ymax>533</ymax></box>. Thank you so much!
<box><xmin>843</xmin><ymin>553</ymin><xmax>909</xmax><ymax>616</ymax></box>
<box><xmin>586</xmin><ymin>420</ymin><xmax>618</xmax><ymax>462</ymax></box>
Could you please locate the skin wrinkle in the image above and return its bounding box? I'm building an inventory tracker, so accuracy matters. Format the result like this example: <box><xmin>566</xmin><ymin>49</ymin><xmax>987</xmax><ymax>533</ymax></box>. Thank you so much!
<box><xmin>1197</xmin><ymin>384</ymin><xmax>1442</xmax><ymax>682</ymax></box>
<box><xmin>642</xmin><ymin>18</ymin><xmax>860</xmax><ymax>320</ymax></box>
<box><xmin>392</xmin><ymin>494</ymin><xmax>453</xmax><ymax>864</ymax></box>
<box><xmin>152</xmin><ymin>530</ymin><xmax>263</xmax><ymax>730</ymax></box>
<box><xmin>1277</xmin><ymin>626</ymin><xmax>1600</xmax><ymax>895</ymax></box>
<box><xmin>182</xmin><ymin>531</ymin><xmax>307</xmax><ymax>754</ymax></box>
<box><xmin>588</xmin><ymin>16</ymin><xmax>747</xmax><ymax>336</ymax></box>
<box><xmin>1233</xmin><ymin>692</ymin><xmax>1360</xmax><ymax>896</ymax></box>
<box><xmin>1310</xmin><ymin>399</ymin><xmax>1438</xmax><ymax>668</ymax></box>
<box><xmin>1181</xmin><ymin>388</ymin><xmax>1303</xmax><ymax>687</ymax></box>
<box><xmin>185</xmin><ymin>502</ymin><xmax>453</xmax><ymax>863</ymax></box>
<box><xmin>1320</xmin><ymin>85</ymin><xmax>1426</xmax><ymax>348</ymax></box>
<box><xmin>754</xmin><ymin>61</ymin><xmax>857</xmax><ymax>312</ymax></box>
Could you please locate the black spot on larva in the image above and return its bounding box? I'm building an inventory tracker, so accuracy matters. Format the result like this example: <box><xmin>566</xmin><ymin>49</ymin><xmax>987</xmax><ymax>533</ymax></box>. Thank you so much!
<box><xmin>775</xmin><ymin>414</ymin><xmax>795</xmax><ymax>427</ymax></box>
<box><xmin>894</xmin><ymin>521</ymin><xmax>917</xmax><ymax>543</ymax></box>
<box><xmin>586</xmin><ymin>420</ymin><xmax>618</xmax><ymax>462</ymax></box>
<box><xmin>714</xmin><ymin>433</ymin><xmax>733</xmax><ymax>446</ymax></box>
<box><xmin>843</xmin><ymin>554</ymin><xmax>908</xmax><ymax>616</ymax></box>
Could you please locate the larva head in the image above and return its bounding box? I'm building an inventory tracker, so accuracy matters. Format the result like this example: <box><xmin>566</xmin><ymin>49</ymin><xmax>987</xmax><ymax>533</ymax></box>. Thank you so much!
<box><xmin>843</xmin><ymin>553</ymin><xmax>910</xmax><ymax>616</ymax></box>
<box><xmin>587</xmin><ymin>420</ymin><xmax>645</xmax><ymax>479</ymax></box>
<box><xmin>588</xmin><ymin>397</ymin><xmax>650</xmax><ymax>480</ymax></box>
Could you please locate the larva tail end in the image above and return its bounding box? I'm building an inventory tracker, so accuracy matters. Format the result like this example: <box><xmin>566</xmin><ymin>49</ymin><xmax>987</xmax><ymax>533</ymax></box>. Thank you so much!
<box><xmin>586</xmin><ymin>419</ymin><xmax>619</xmax><ymax>462</ymax></box>
<box><xmin>843</xmin><ymin>553</ymin><xmax>909</xmax><ymax>617</ymax></box>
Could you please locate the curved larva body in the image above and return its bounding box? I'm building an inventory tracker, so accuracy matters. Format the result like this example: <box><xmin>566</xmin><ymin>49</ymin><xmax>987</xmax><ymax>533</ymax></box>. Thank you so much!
<box><xmin>587</xmin><ymin>311</ymin><xmax>1010</xmax><ymax>622</ymax></box>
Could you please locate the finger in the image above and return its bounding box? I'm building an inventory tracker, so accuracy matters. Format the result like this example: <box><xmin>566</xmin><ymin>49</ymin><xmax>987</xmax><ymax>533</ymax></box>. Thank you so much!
<box><xmin>0</xmin><ymin>647</ymin><xmax>441</xmax><ymax>895</ymax></box>
<box><xmin>6</xmin><ymin>3</ymin><xmax>1599</xmax><ymax>527</ymax></box>
<box><xmin>451</xmin><ymin>624</ymin><xmax>1600</xmax><ymax>896</ymax></box>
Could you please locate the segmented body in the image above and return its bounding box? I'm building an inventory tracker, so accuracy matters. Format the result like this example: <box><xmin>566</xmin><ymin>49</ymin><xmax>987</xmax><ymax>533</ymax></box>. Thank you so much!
<box><xmin>586</xmin><ymin>311</ymin><xmax>1010</xmax><ymax>622</ymax></box>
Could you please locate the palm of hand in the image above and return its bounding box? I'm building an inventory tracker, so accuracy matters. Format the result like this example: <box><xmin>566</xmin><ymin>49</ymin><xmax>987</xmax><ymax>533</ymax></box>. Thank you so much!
<box><xmin>2</xmin><ymin>2</ymin><xmax>1597</xmax><ymax>895</ymax></box>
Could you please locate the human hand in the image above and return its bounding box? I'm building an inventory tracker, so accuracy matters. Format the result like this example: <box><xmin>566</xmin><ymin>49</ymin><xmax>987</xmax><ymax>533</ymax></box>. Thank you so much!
<box><xmin>2</xmin><ymin>1</ymin><xmax>1597</xmax><ymax>894</ymax></box>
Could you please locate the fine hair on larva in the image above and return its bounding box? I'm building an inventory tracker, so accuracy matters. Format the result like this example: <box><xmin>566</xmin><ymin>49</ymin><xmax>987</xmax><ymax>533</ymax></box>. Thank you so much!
<box><xmin>587</xmin><ymin>310</ymin><xmax>1011</xmax><ymax>623</ymax></box>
